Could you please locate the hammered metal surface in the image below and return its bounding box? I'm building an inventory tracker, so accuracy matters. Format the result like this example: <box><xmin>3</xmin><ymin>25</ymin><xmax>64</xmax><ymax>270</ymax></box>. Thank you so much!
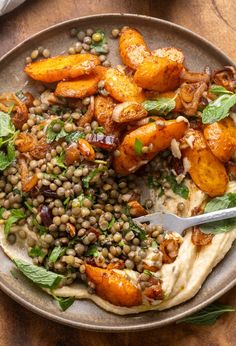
<box><xmin>0</xmin><ymin>14</ymin><xmax>235</xmax><ymax>331</ymax></box>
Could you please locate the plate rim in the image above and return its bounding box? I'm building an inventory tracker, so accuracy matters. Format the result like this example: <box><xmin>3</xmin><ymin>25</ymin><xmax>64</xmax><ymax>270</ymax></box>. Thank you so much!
<box><xmin>0</xmin><ymin>13</ymin><xmax>235</xmax><ymax>332</ymax></box>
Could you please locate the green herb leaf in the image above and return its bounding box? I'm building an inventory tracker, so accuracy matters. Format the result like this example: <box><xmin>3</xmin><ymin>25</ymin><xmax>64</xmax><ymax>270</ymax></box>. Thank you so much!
<box><xmin>85</xmin><ymin>244</ymin><xmax>99</xmax><ymax>257</ymax></box>
<box><xmin>118</xmin><ymin>240</ymin><xmax>124</xmax><ymax>247</ymax></box>
<box><xmin>0</xmin><ymin>111</ymin><xmax>15</xmax><ymax>137</ymax></box>
<box><xmin>151</xmin><ymin>240</ymin><xmax>158</xmax><ymax>248</ymax></box>
<box><xmin>0</xmin><ymin>207</ymin><xmax>6</xmax><ymax>219</ymax></box>
<box><xmin>130</xmin><ymin>220</ymin><xmax>147</xmax><ymax>240</ymax></box>
<box><xmin>0</xmin><ymin>112</ymin><xmax>17</xmax><ymax>170</ymax></box>
<box><xmin>143</xmin><ymin>269</ymin><xmax>153</xmax><ymax>276</ymax></box>
<box><xmin>14</xmin><ymin>259</ymin><xmax>63</xmax><ymax>289</ymax></box>
<box><xmin>6</xmin><ymin>141</ymin><xmax>16</xmax><ymax>164</ymax></box>
<box><xmin>55</xmin><ymin>151</ymin><xmax>67</xmax><ymax>169</ymax></box>
<box><xmin>46</xmin><ymin>119</ymin><xmax>67</xmax><ymax>143</ymax></box>
<box><xmin>82</xmin><ymin>168</ymin><xmax>106</xmax><ymax>188</ymax></box>
<box><xmin>4</xmin><ymin>209</ymin><xmax>26</xmax><ymax>236</ymax></box>
<box><xmin>32</xmin><ymin>217</ymin><xmax>47</xmax><ymax>235</ymax></box>
<box><xmin>24</xmin><ymin>201</ymin><xmax>34</xmax><ymax>213</ymax></box>
<box><xmin>108</xmin><ymin>216</ymin><xmax>116</xmax><ymax>229</ymax></box>
<box><xmin>29</xmin><ymin>246</ymin><xmax>46</xmax><ymax>259</ymax></box>
<box><xmin>0</xmin><ymin>137</ymin><xmax>16</xmax><ymax>171</ymax></box>
<box><xmin>63</xmin><ymin>196</ymin><xmax>70</xmax><ymax>209</ymax></box>
<box><xmin>134</xmin><ymin>138</ymin><xmax>143</xmax><ymax>155</ymax></box>
<box><xmin>202</xmin><ymin>94</ymin><xmax>236</xmax><ymax>124</ymax></box>
<box><xmin>48</xmin><ymin>105</ymin><xmax>71</xmax><ymax>116</ymax></box>
<box><xmin>142</xmin><ymin>98</ymin><xmax>176</xmax><ymax>116</ymax></box>
<box><xmin>54</xmin><ymin>296</ymin><xmax>75</xmax><ymax>311</ymax></box>
<box><xmin>204</xmin><ymin>193</ymin><xmax>236</xmax><ymax>213</ymax></box>
<box><xmin>0</xmin><ymin>150</ymin><xmax>15</xmax><ymax>170</ymax></box>
<box><xmin>200</xmin><ymin>193</ymin><xmax>236</xmax><ymax>234</ymax></box>
<box><xmin>209</xmin><ymin>85</ymin><xmax>233</xmax><ymax>96</ymax></box>
<box><xmin>166</xmin><ymin>174</ymin><xmax>189</xmax><ymax>199</ymax></box>
<box><xmin>93</xmin><ymin>126</ymin><xmax>104</xmax><ymax>134</ymax></box>
<box><xmin>48</xmin><ymin>246</ymin><xmax>67</xmax><ymax>263</ymax></box>
<box><xmin>91</xmin><ymin>30</ymin><xmax>107</xmax><ymax>53</ymax></box>
<box><xmin>8</xmin><ymin>103</ymin><xmax>15</xmax><ymax>114</ymax></box>
<box><xmin>66</xmin><ymin>131</ymin><xmax>86</xmax><ymax>143</ymax></box>
<box><xmin>176</xmin><ymin>303</ymin><xmax>235</xmax><ymax>325</ymax></box>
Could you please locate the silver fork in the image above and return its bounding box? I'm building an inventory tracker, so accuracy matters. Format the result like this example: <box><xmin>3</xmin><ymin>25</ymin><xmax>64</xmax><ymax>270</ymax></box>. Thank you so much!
<box><xmin>133</xmin><ymin>207</ymin><xmax>236</xmax><ymax>235</ymax></box>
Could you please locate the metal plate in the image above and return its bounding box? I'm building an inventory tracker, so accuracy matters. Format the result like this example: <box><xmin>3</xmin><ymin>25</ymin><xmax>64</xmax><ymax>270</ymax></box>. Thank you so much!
<box><xmin>0</xmin><ymin>13</ymin><xmax>235</xmax><ymax>332</ymax></box>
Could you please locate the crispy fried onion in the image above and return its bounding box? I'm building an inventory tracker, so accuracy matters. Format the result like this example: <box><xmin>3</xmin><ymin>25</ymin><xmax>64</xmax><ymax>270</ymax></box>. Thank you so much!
<box><xmin>212</xmin><ymin>66</ymin><xmax>236</xmax><ymax>92</ymax></box>
<box><xmin>143</xmin><ymin>277</ymin><xmax>163</xmax><ymax>301</ymax></box>
<box><xmin>191</xmin><ymin>226</ymin><xmax>213</xmax><ymax>246</ymax></box>
<box><xmin>179</xmin><ymin>81</ymin><xmax>208</xmax><ymax>116</ymax></box>
<box><xmin>15</xmin><ymin>133</ymin><xmax>48</xmax><ymax>159</ymax></box>
<box><xmin>159</xmin><ymin>238</ymin><xmax>181</xmax><ymax>264</ymax></box>
<box><xmin>19</xmin><ymin>155</ymin><xmax>38</xmax><ymax>192</ymax></box>
<box><xmin>78</xmin><ymin>96</ymin><xmax>95</xmax><ymax>127</ymax></box>
<box><xmin>0</xmin><ymin>92</ymin><xmax>29</xmax><ymax>129</ymax></box>
<box><xmin>127</xmin><ymin>200</ymin><xmax>147</xmax><ymax>217</ymax></box>
<box><xmin>180</xmin><ymin>70</ymin><xmax>210</xmax><ymax>84</ymax></box>
<box><xmin>77</xmin><ymin>138</ymin><xmax>95</xmax><ymax>161</ymax></box>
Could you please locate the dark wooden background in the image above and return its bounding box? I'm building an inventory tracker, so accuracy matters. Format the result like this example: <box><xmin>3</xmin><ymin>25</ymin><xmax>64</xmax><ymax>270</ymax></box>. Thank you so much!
<box><xmin>0</xmin><ymin>0</ymin><xmax>235</xmax><ymax>345</ymax></box>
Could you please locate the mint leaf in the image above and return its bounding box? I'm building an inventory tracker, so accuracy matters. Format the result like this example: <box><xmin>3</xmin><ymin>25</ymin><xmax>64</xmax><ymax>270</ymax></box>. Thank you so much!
<box><xmin>202</xmin><ymin>94</ymin><xmax>236</xmax><ymax>124</ymax></box>
<box><xmin>142</xmin><ymin>98</ymin><xmax>176</xmax><ymax>116</ymax></box>
<box><xmin>0</xmin><ymin>111</ymin><xmax>15</xmax><ymax>137</ymax></box>
<box><xmin>0</xmin><ymin>151</ymin><xmax>11</xmax><ymax>170</ymax></box>
<box><xmin>48</xmin><ymin>246</ymin><xmax>67</xmax><ymax>263</ymax></box>
<box><xmin>54</xmin><ymin>296</ymin><xmax>75</xmax><ymax>311</ymax></box>
<box><xmin>200</xmin><ymin>193</ymin><xmax>236</xmax><ymax>234</ymax></box>
<box><xmin>4</xmin><ymin>209</ymin><xmax>26</xmax><ymax>236</ymax></box>
<box><xmin>204</xmin><ymin>193</ymin><xmax>236</xmax><ymax>213</ymax></box>
<box><xmin>134</xmin><ymin>138</ymin><xmax>143</xmax><ymax>155</ymax></box>
<box><xmin>209</xmin><ymin>85</ymin><xmax>233</xmax><ymax>96</ymax></box>
<box><xmin>14</xmin><ymin>259</ymin><xmax>63</xmax><ymax>289</ymax></box>
<box><xmin>177</xmin><ymin>303</ymin><xmax>235</xmax><ymax>325</ymax></box>
<box><xmin>166</xmin><ymin>174</ymin><xmax>189</xmax><ymax>199</ymax></box>
<box><xmin>46</xmin><ymin>119</ymin><xmax>67</xmax><ymax>143</ymax></box>
<box><xmin>0</xmin><ymin>138</ymin><xmax>16</xmax><ymax>171</ymax></box>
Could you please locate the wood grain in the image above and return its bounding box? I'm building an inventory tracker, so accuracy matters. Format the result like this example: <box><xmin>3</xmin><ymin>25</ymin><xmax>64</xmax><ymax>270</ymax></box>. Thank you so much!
<box><xmin>0</xmin><ymin>0</ymin><xmax>235</xmax><ymax>345</ymax></box>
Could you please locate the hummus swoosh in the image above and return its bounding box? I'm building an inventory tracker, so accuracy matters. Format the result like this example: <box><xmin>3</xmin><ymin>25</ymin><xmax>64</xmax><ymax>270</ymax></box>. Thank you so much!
<box><xmin>0</xmin><ymin>181</ymin><xmax>235</xmax><ymax>315</ymax></box>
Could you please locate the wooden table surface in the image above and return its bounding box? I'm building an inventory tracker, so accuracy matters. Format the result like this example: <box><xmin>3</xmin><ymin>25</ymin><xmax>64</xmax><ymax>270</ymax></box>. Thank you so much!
<box><xmin>0</xmin><ymin>0</ymin><xmax>236</xmax><ymax>345</ymax></box>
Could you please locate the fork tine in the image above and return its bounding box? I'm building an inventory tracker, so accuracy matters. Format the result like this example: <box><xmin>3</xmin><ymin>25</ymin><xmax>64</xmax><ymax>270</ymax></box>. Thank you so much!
<box><xmin>133</xmin><ymin>212</ymin><xmax>183</xmax><ymax>234</ymax></box>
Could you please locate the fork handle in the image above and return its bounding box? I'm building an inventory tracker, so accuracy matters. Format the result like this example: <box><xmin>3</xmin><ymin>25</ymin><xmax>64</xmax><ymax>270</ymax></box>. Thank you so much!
<box><xmin>184</xmin><ymin>207</ymin><xmax>236</xmax><ymax>228</ymax></box>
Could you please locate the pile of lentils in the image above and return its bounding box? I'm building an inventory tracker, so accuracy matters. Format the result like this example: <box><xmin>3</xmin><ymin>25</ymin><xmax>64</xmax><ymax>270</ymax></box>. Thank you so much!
<box><xmin>0</xmin><ymin>98</ymin><xmax>168</xmax><ymax>289</ymax></box>
<box><xmin>0</xmin><ymin>27</ymin><xmax>177</xmax><ymax>290</ymax></box>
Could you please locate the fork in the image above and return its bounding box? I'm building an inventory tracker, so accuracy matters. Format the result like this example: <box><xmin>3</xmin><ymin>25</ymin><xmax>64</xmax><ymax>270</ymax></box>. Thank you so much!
<box><xmin>133</xmin><ymin>207</ymin><xmax>236</xmax><ymax>235</ymax></box>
